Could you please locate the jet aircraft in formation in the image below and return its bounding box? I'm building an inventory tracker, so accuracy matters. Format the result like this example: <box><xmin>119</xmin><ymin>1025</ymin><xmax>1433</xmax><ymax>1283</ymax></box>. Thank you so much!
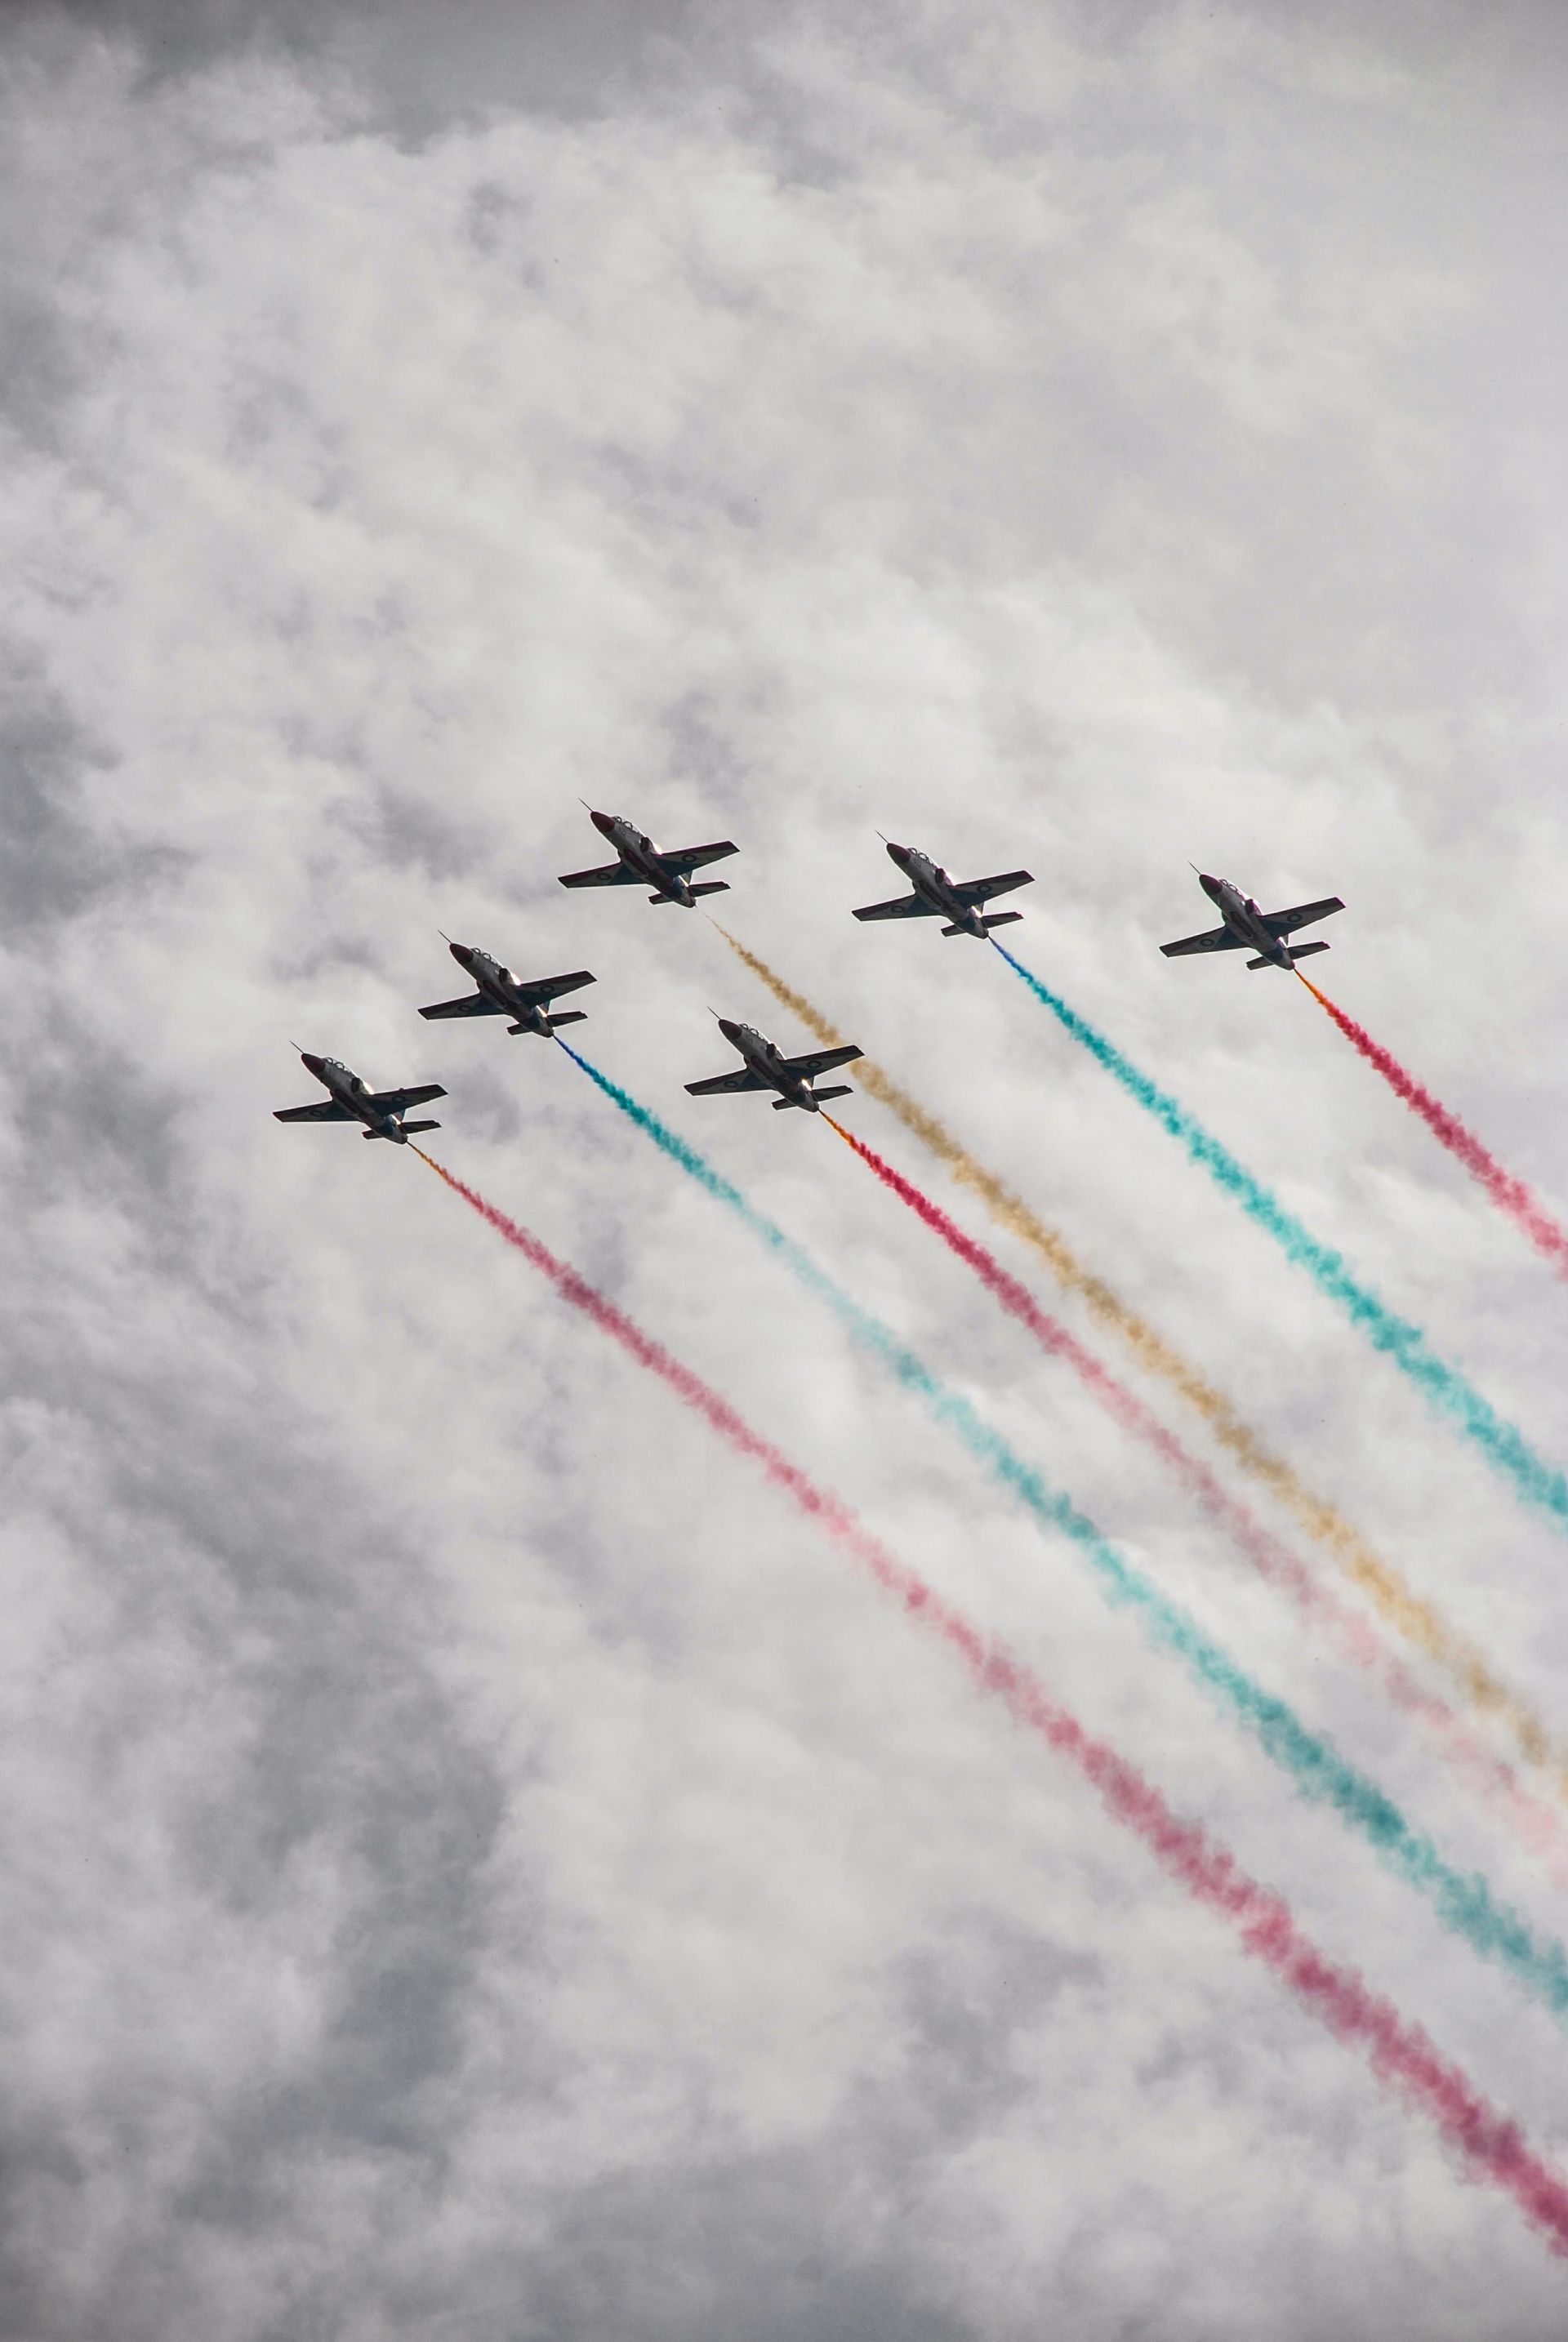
<box><xmin>274</xmin><ymin>808</ymin><xmax>1347</xmax><ymax>1140</ymax></box>
<box><xmin>685</xmin><ymin>1017</ymin><xmax>863</xmax><ymax>1114</ymax></box>
<box><xmin>558</xmin><ymin>808</ymin><xmax>738</xmax><ymax>908</ymax></box>
<box><xmin>852</xmin><ymin>839</ymin><xmax>1035</xmax><ymax>939</ymax></box>
<box><xmin>273</xmin><ymin>1054</ymin><xmax>446</xmax><ymax>1142</ymax></box>
<box><xmin>1160</xmin><ymin>871</ymin><xmax>1345</xmax><ymax>973</ymax></box>
<box><xmin>419</xmin><ymin>941</ymin><xmax>596</xmax><ymax>1038</ymax></box>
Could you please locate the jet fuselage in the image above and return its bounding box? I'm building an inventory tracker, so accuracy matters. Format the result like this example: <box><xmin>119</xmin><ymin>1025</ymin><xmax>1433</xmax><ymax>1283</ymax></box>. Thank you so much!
<box><xmin>299</xmin><ymin>1053</ymin><xmax>413</xmax><ymax>1142</ymax></box>
<box><xmin>590</xmin><ymin>809</ymin><xmax>698</xmax><ymax>907</ymax></box>
<box><xmin>718</xmin><ymin>1018</ymin><xmax>826</xmax><ymax>1113</ymax></box>
<box><xmin>884</xmin><ymin>841</ymin><xmax>990</xmax><ymax>939</ymax></box>
<box><xmin>1199</xmin><ymin>873</ymin><xmax>1293</xmax><ymax>971</ymax></box>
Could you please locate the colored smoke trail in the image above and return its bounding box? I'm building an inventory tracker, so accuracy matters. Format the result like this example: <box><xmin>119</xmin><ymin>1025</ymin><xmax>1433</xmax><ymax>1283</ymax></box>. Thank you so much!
<box><xmin>817</xmin><ymin>1114</ymin><xmax>1568</xmax><ymax>1879</ymax></box>
<box><xmin>547</xmin><ymin>1046</ymin><xmax>1568</xmax><ymax>2025</ymax></box>
<box><xmin>1297</xmin><ymin>973</ymin><xmax>1568</xmax><ymax>1274</ymax></box>
<box><xmin>991</xmin><ymin>941</ymin><xmax>1568</xmax><ymax>1529</ymax></box>
<box><xmin>709</xmin><ymin>923</ymin><xmax>1568</xmax><ymax>1797</ymax></box>
<box><xmin>413</xmin><ymin>1147</ymin><xmax>1568</xmax><ymax>2260</ymax></box>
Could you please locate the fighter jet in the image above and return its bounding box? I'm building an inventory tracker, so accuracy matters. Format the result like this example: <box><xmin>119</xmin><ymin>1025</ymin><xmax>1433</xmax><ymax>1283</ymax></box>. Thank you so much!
<box><xmin>852</xmin><ymin>839</ymin><xmax>1034</xmax><ymax>939</ymax></box>
<box><xmin>419</xmin><ymin>941</ymin><xmax>595</xmax><ymax>1038</ymax></box>
<box><xmin>558</xmin><ymin>808</ymin><xmax>738</xmax><ymax>907</ymax></box>
<box><xmin>273</xmin><ymin>1053</ymin><xmax>446</xmax><ymax>1142</ymax></box>
<box><xmin>685</xmin><ymin>1017</ymin><xmax>863</xmax><ymax>1114</ymax></box>
<box><xmin>1160</xmin><ymin>872</ymin><xmax>1345</xmax><ymax>973</ymax></box>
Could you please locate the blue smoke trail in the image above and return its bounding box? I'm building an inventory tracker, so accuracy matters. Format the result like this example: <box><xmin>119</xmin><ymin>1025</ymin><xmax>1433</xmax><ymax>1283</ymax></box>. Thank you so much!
<box><xmin>554</xmin><ymin>1039</ymin><xmax>1568</xmax><ymax>2025</ymax></box>
<box><xmin>991</xmin><ymin>943</ymin><xmax>1568</xmax><ymax>1529</ymax></box>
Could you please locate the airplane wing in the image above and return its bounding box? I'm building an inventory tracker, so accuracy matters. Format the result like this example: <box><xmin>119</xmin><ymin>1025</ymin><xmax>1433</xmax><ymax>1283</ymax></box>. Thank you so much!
<box><xmin>363</xmin><ymin>1084</ymin><xmax>448</xmax><ymax>1113</ymax></box>
<box><xmin>1261</xmin><ymin>897</ymin><xmax>1345</xmax><ymax>937</ymax></box>
<box><xmin>512</xmin><ymin>969</ymin><xmax>597</xmax><ymax>1003</ymax></box>
<box><xmin>853</xmin><ymin>893</ymin><xmax>942</xmax><ymax>922</ymax></box>
<box><xmin>418</xmin><ymin>994</ymin><xmax>508</xmax><ymax>1020</ymax></box>
<box><xmin>780</xmin><ymin>1044</ymin><xmax>862</xmax><ymax>1079</ymax></box>
<box><xmin>559</xmin><ymin>861</ymin><xmax>641</xmax><ymax>889</ymax></box>
<box><xmin>661</xmin><ymin>840</ymin><xmax>738</xmax><ymax>876</ymax></box>
<box><xmin>950</xmin><ymin>870</ymin><xmax>1035</xmax><ymax>908</ymax></box>
<box><xmin>1160</xmin><ymin>926</ymin><xmax>1247</xmax><ymax>957</ymax></box>
<box><xmin>274</xmin><ymin>1100</ymin><xmax>357</xmax><ymax>1122</ymax></box>
<box><xmin>684</xmin><ymin>1067</ymin><xmax>771</xmax><ymax>1096</ymax></box>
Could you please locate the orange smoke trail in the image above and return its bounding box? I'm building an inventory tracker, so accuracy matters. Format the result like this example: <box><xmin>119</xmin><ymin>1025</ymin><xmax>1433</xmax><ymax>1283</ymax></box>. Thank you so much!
<box><xmin>1297</xmin><ymin>972</ymin><xmax>1568</xmax><ymax>1273</ymax></box>
<box><xmin>818</xmin><ymin>1114</ymin><xmax>1568</xmax><ymax>1880</ymax></box>
<box><xmin>713</xmin><ymin>924</ymin><xmax>1568</xmax><ymax>1799</ymax></box>
<box><xmin>414</xmin><ymin>1145</ymin><xmax>1568</xmax><ymax>2258</ymax></box>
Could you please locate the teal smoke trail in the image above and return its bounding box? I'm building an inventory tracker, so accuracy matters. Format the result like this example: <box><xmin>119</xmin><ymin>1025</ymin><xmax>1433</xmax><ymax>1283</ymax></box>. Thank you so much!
<box><xmin>553</xmin><ymin>1040</ymin><xmax>1568</xmax><ymax>2026</ymax></box>
<box><xmin>991</xmin><ymin>943</ymin><xmax>1568</xmax><ymax>1529</ymax></box>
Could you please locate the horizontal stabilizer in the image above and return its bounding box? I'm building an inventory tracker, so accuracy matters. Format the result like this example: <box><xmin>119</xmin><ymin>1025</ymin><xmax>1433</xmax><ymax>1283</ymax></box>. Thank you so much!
<box><xmin>982</xmin><ymin>911</ymin><xmax>1022</xmax><ymax>929</ymax></box>
<box><xmin>811</xmin><ymin>1084</ymin><xmax>853</xmax><ymax>1104</ymax></box>
<box><xmin>940</xmin><ymin>923</ymin><xmax>978</xmax><ymax>937</ymax></box>
<box><xmin>687</xmin><ymin>880</ymin><xmax>730</xmax><ymax>898</ymax></box>
<box><xmin>546</xmin><ymin>1009</ymin><xmax>587</xmax><ymax>1028</ymax></box>
<box><xmin>399</xmin><ymin>1119</ymin><xmax>441</xmax><ymax>1135</ymax></box>
<box><xmin>1246</xmin><ymin>941</ymin><xmax>1331</xmax><ymax>971</ymax></box>
<box><xmin>771</xmin><ymin>1095</ymin><xmax>805</xmax><ymax>1111</ymax></box>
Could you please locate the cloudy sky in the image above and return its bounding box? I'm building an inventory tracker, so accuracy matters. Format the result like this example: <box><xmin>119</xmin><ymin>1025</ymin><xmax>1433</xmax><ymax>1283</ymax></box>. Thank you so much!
<box><xmin>5</xmin><ymin>2</ymin><xmax>1568</xmax><ymax>2334</ymax></box>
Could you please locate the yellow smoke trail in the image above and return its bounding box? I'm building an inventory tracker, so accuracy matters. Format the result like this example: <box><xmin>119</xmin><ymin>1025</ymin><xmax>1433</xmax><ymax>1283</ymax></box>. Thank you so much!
<box><xmin>712</xmin><ymin>922</ymin><xmax>1566</xmax><ymax>1792</ymax></box>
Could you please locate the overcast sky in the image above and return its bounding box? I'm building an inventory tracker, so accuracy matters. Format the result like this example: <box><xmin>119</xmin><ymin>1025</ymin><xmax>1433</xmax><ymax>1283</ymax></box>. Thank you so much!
<box><xmin>6</xmin><ymin>2</ymin><xmax>1568</xmax><ymax>2335</ymax></box>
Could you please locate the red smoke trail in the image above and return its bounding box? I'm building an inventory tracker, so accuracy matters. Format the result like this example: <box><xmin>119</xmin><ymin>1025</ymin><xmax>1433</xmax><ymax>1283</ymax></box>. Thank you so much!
<box><xmin>817</xmin><ymin>1118</ymin><xmax>1568</xmax><ymax>1881</ymax></box>
<box><xmin>1296</xmin><ymin>974</ymin><xmax>1568</xmax><ymax>1273</ymax></box>
<box><xmin>416</xmin><ymin>1147</ymin><xmax>1568</xmax><ymax>2251</ymax></box>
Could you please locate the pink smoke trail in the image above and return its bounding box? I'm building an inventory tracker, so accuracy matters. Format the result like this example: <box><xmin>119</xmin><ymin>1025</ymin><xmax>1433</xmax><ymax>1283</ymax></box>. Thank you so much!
<box><xmin>818</xmin><ymin>1119</ymin><xmax>1568</xmax><ymax>1882</ymax></box>
<box><xmin>417</xmin><ymin>1147</ymin><xmax>1568</xmax><ymax>2255</ymax></box>
<box><xmin>1297</xmin><ymin>975</ymin><xmax>1568</xmax><ymax>1274</ymax></box>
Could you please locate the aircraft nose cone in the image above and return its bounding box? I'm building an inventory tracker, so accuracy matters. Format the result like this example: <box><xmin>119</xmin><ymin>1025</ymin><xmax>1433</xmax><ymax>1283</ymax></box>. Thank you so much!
<box><xmin>1198</xmin><ymin>872</ymin><xmax>1220</xmax><ymax>897</ymax></box>
<box><xmin>884</xmin><ymin>839</ymin><xmax>908</xmax><ymax>864</ymax></box>
<box><xmin>718</xmin><ymin>1017</ymin><xmax>741</xmax><ymax>1044</ymax></box>
<box><xmin>589</xmin><ymin>808</ymin><xmax>613</xmax><ymax>836</ymax></box>
<box><xmin>448</xmin><ymin>940</ymin><xmax>474</xmax><ymax>966</ymax></box>
<box><xmin>301</xmin><ymin>1052</ymin><xmax>325</xmax><ymax>1077</ymax></box>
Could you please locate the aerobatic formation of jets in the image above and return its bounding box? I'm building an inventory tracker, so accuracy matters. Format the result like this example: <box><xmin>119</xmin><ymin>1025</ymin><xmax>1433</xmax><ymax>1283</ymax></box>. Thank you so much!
<box><xmin>274</xmin><ymin>804</ymin><xmax>1344</xmax><ymax>1138</ymax></box>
